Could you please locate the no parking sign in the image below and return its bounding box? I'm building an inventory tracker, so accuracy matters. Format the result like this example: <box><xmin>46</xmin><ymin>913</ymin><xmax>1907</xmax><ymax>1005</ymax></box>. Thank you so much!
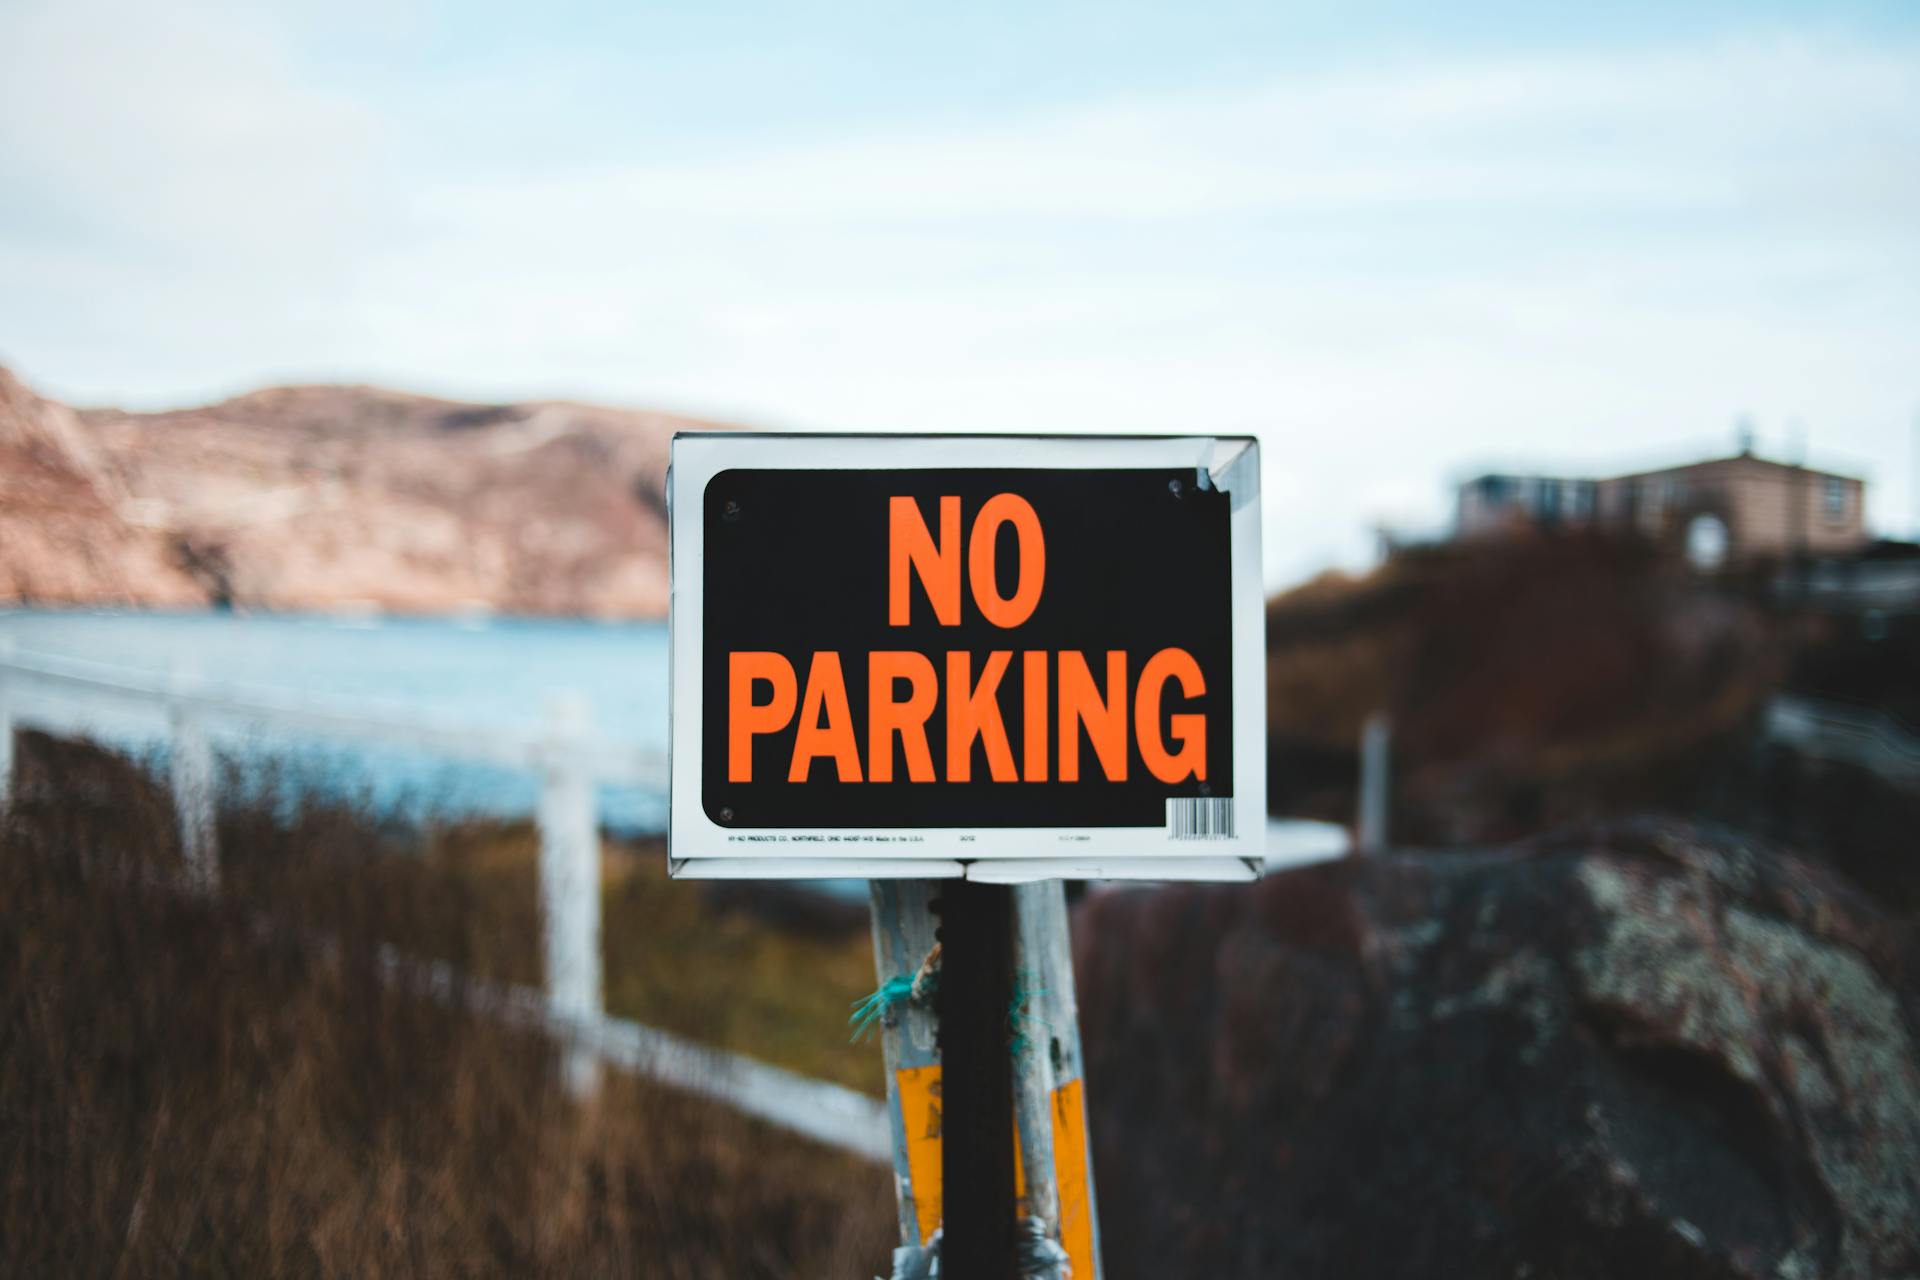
<box><xmin>667</xmin><ymin>434</ymin><xmax>1265</xmax><ymax>881</ymax></box>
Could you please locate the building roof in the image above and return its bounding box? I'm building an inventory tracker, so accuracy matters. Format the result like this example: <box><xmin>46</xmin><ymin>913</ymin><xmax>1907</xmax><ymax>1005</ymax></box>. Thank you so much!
<box><xmin>1462</xmin><ymin>452</ymin><xmax>1865</xmax><ymax>492</ymax></box>
<box><xmin>1601</xmin><ymin>452</ymin><xmax>1864</xmax><ymax>486</ymax></box>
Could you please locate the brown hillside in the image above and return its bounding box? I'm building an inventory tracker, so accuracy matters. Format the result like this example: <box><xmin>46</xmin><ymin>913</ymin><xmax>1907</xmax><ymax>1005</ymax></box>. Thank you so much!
<box><xmin>1</xmin><ymin>365</ymin><xmax>725</xmax><ymax>617</ymax></box>
<box><xmin>0</xmin><ymin>368</ymin><xmax>203</xmax><ymax>607</ymax></box>
<box><xmin>1266</xmin><ymin>533</ymin><xmax>1785</xmax><ymax>843</ymax></box>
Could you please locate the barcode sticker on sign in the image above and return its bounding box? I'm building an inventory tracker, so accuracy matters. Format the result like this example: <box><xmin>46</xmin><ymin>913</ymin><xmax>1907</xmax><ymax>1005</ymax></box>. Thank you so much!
<box><xmin>1167</xmin><ymin>797</ymin><xmax>1235</xmax><ymax>840</ymax></box>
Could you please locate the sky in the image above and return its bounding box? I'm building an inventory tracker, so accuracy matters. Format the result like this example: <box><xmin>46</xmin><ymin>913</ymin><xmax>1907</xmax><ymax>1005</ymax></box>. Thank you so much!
<box><xmin>2</xmin><ymin>0</ymin><xmax>1917</xmax><ymax>588</ymax></box>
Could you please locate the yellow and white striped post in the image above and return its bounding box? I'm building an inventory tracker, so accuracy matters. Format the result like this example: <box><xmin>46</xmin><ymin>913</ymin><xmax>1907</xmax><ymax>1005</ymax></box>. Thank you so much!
<box><xmin>1015</xmin><ymin>880</ymin><xmax>1103</xmax><ymax>1280</ymax></box>
<box><xmin>868</xmin><ymin>879</ymin><xmax>946</xmax><ymax>1253</ymax></box>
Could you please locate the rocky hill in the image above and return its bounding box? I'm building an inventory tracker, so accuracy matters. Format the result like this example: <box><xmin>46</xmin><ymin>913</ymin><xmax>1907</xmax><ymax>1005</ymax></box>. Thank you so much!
<box><xmin>0</xmin><ymin>368</ymin><xmax>203</xmax><ymax>608</ymax></box>
<box><xmin>0</xmin><ymin>366</ymin><xmax>720</xmax><ymax>617</ymax></box>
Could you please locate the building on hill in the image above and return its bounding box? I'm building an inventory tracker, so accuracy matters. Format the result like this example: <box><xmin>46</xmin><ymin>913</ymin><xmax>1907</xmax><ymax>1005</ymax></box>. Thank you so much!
<box><xmin>1456</xmin><ymin>474</ymin><xmax>1599</xmax><ymax>537</ymax></box>
<box><xmin>1456</xmin><ymin>445</ymin><xmax>1868</xmax><ymax>568</ymax></box>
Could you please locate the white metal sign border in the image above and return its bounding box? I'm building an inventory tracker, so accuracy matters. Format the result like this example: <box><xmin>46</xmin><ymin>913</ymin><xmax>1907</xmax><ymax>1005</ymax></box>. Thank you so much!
<box><xmin>667</xmin><ymin>433</ymin><xmax>1266</xmax><ymax>875</ymax></box>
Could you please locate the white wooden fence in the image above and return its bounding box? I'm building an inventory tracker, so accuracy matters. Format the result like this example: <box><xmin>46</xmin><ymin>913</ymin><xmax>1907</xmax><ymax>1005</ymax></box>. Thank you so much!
<box><xmin>0</xmin><ymin>639</ymin><xmax>889</xmax><ymax>1160</ymax></box>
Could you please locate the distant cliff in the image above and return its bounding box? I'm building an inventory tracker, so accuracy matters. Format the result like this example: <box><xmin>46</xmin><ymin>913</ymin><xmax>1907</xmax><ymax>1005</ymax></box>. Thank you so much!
<box><xmin>0</xmin><ymin>365</ymin><xmax>719</xmax><ymax>617</ymax></box>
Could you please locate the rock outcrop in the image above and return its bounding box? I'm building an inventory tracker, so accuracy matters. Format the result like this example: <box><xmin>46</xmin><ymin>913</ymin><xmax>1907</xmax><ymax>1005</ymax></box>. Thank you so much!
<box><xmin>0</xmin><ymin>368</ymin><xmax>203</xmax><ymax>607</ymax></box>
<box><xmin>1</xmin><ymin>365</ymin><xmax>719</xmax><ymax>617</ymax></box>
<box><xmin>1075</xmin><ymin>821</ymin><xmax>1920</xmax><ymax>1278</ymax></box>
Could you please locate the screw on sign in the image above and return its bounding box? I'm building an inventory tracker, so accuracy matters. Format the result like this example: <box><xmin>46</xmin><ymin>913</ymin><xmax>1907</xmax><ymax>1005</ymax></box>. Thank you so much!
<box><xmin>666</xmin><ymin>434</ymin><xmax>1266</xmax><ymax>1278</ymax></box>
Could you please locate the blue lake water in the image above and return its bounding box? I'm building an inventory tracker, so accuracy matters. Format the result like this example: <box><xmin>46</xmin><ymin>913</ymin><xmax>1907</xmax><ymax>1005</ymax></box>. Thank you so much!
<box><xmin>0</xmin><ymin>609</ymin><xmax>672</xmax><ymax>832</ymax></box>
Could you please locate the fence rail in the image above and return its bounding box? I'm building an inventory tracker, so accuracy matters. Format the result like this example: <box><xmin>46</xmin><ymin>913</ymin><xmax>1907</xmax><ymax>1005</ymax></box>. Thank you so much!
<box><xmin>0</xmin><ymin>641</ymin><xmax>889</xmax><ymax>1162</ymax></box>
<box><xmin>1764</xmin><ymin>693</ymin><xmax>1920</xmax><ymax>790</ymax></box>
<box><xmin>0</xmin><ymin>644</ymin><xmax>669</xmax><ymax>781</ymax></box>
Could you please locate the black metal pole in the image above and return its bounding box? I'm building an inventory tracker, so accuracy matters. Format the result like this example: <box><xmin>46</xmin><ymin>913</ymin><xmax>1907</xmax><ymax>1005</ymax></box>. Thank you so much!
<box><xmin>938</xmin><ymin>878</ymin><xmax>1017</xmax><ymax>1279</ymax></box>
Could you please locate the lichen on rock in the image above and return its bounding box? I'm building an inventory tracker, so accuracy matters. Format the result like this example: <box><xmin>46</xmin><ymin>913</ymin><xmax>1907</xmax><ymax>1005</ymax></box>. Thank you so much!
<box><xmin>1076</xmin><ymin>819</ymin><xmax>1920</xmax><ymax>1279</ymax></box>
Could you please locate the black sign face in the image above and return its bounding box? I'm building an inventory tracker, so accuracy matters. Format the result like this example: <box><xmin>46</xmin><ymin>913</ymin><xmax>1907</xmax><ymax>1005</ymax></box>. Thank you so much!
<box><xmin>699</xmin><ymin>466</ymin><xmax>1232</xmax><ymax>829</ymax></box>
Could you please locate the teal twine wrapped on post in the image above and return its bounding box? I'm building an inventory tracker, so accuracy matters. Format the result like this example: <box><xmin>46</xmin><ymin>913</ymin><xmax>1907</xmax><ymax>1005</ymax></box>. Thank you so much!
<box><xmin>850</xmin><ymin>973</ymin><xmax>919</xmax><ymax>1043</ymax></box>
<box><xmin>1008</xmin><ymin>968</ymin><xmax>1048</xmax><ymax>1061</ymax></box>
<box><xmin>851</xmin><ymin>950</ymin><xmax>1049</xmax><ymax>1057</ymax></box>
<box><xmin>851</xmin><ymin>943</ymin><xmax>942</xmax><ymax>1043</ymax></box>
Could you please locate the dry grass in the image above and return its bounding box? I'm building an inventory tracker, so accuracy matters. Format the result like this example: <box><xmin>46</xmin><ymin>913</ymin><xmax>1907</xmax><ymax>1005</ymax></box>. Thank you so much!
<box><xmin>30</xmin><ymin>731</ymin><xmax>891</xmax><ymax>1095</ymax></box>
<box><xmin>599</xmin><ymin>856</ymin><xmax>884</xmax><ymax>1094</ymax></box>
<box><xmin>215</xmin><ymin>798</ymin><xmax>885</xmax><ymax>1095</ymax></box>
<box><xmin>0</xmin><ymin>734</ymin><xmax>896</xmax><ymax>1277</ymax></box>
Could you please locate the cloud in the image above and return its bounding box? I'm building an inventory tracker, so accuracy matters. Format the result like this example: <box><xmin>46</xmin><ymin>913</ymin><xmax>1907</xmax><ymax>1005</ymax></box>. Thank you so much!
<box><xmin>421</xmin><ymin>34</ymin><xmax>1918</xmax><ymax>224</ymax></box>
<box><xmin>363</xmin><ymin>32</ymin><xmax>1919</xmax><ymax>577</ymax></box>
<box><xmin>0</xmin><ymin>0</ymin><xmax>377</xmax><ymax>257</ymax></box>
<box><xmin>1</xmin><ymin>17</ymin><xmax>1915</xmax><ymax>581</ymax></box>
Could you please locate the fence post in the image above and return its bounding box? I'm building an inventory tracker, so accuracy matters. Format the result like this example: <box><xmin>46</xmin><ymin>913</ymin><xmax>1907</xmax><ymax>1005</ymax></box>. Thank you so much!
<box><xmin>868</xmin><ymin>879</ymin><xmax>945</xmax><ymax>1254</ymax></box>
<box><xmin>1012</xmin><ymin>883</ymin><xmax>1062</xmax><ymax>1242</ymax></box>
<box><xmin>539</xmin><ymin>692</ymin><xmax>603</xmax><ymax>1099</ymax></box>
<box><xmin>168</xmin><ymin>667</ymin><xmax>219</xmax><ymax>894</ymax></box>
<box><xmin>0</xmin><ymin>637</ymin><xmax>15</xmax><ymax>812</ymax></box>
<box><xmin>1357</xmin><ymin>711</ymin><xmax>1391</xmax><ymax>855</ymax></box>
<box><xmin>1020</xmin><ymin>879</ymin><xmax>1104</xmax><ymax>1280</ymax></box>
